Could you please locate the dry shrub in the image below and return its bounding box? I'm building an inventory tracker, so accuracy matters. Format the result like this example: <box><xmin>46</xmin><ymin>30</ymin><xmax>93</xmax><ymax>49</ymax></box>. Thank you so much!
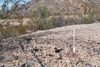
<box><xmin>0</xmin><ymin>20</ymin><xmax>28</xmax><ymax>39</ymax></box>
<box><xmin>16</xmin><ymin>23</ymin><xmax>28</xmax><ymax>35</ymax></box>
<box><xmin>78</xmin><ymin>2</ymin><xmax>100</xmax><ymax>24</ymax></box>
<box><xmin>26</xmin><ymin>20</ymin><xmax>34</xmax><ymax>31</ymax></box>
<box><xmin>31</xmin><ymin>6</ymin><xmax>51</xmax><ymax>31</ymax></box>
<box><xmin>0</xmin><ymin>21</ymin><xmax>17</xmax><ymax>39</ymax></box>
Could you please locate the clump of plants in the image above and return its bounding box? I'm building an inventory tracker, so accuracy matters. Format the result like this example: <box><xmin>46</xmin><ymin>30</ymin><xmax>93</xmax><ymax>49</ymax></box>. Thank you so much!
<box><xmin>0</xmin><ymin>21</ymin><xmax>17</xmax><ymax>39</ymax></box>
<box><xmin>0</xmin><ymin>21</ymin><xmax>28</xmax><ymax>39</ymax></box>
<box><xmin>96</xmin><ymin>8</ymin><xmax>100</xmax><ymax>22</ymax></box>
<box><xmin>30</xmin><ymin>6</ymin><xmax>51</xmax><ymax>31</ymax></box>
<box><xmin>16</xmin><ymin>23</ymin><xmax>28</xmax><ymax>35</ymax></box>
<box><xmin>0</xmin><ymin>0</ymin><xmax>29</xmax><ymax>39</ymax></box>
<box><xmin>78</xmin><ymin>2</ymin><xmax>100</xmax><ymax>24</ymax></box>
<box><xmin>26</xmin><ymin>20</ymin><xmax>34</xmax><ymax>31</ymax></box>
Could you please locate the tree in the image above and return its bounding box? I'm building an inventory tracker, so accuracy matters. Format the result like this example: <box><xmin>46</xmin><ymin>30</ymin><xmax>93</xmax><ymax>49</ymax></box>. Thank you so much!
<box><xmin>0</xmin><ymin>0</ymin><xmax>26</xmax><ymax>19</ymax></box>
<box><xmin>0</xmin><ymin>0</ymin><xmax>27</xmax><ymax>39</ymax></box>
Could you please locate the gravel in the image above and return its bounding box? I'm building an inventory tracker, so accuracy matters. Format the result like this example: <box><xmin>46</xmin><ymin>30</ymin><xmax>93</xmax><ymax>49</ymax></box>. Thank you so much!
<box><xmin>0</xmin><ymin>23</ymin><xmax>100</xmax><ymax>67</ymax></box>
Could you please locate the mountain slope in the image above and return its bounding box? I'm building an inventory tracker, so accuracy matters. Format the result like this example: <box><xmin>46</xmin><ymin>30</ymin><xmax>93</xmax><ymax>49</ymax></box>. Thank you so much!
<box><xmin>22</xmin><ymin>0</ymin><xmax>100</xmax><ymax>15</ymax></box>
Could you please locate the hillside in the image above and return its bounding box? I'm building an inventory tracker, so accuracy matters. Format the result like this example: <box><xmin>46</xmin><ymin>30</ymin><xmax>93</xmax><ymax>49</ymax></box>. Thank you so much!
<box><xmin>0</xmin><ymin>23</ymin><xmax>100</xmax><ymax>67</ymax></box>
<box><xmin>21</xmin><ymin>0</ymin><xmax>100</xmax><ymax>15</ymax></box>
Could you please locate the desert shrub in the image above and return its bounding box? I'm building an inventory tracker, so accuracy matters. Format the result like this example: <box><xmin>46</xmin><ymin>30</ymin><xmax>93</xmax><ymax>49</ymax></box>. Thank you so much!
<box><xmin>50</xmin><ymin>16</ymin><xmax>71</xmax><ymax>27</ymax></box>
<box><xmin>26</xmin><ymin>20</ymin><xmax>34</xmax><ymax>30</ymax></box>
<box><xmin>65</xmin><ymin>13</ymin><xmax>69</xmax><ymax>15</ymax></box>
<box><xmin>0</xmin><ymin>0</ymin><xmax>31</xmax><ymax>39</ymax></box>
<box><xmin>32</xmin><ymin>6</ymin><xmax>51</xmax><ymax>31</ymax></box>
<box><xmin>97</xmin><ymin>15</ymin><xmax>100</xmax><ymax>22</ymax></box>
<box><xmin>54</xmin><ymin>13</ymin><xmax>61</xmax><ymax>15</ymax></box>
<box><xmin>30</xmin><ymin>18</ymin><xmax>44</xmax><ymax>31</ymax></box>
<box><xmin>43</xmin><ymin>22</ymin><xmax>53</xmax><ymax>29</ymax></box>
<box><xmin>32</xmin><ymin>6</ymin><xmax>51</xmax><ymax>19</ymax></box>
<box><xmin>43</xmin><ymin>17</ymin><xmax>56</xmax><ymax>29</ymax></box>
<box><xmin>16</xmin><ymin>23</ymin><xmax>28</xmax><ymax>34</ymax></box>
<box><xmin>78</xmin><ymin>2</ymin><xmax>99</xmax><ymax>24</ymax></box>
<box><xmin>47</xmin><ymin>16</ymin><xmax>70</xmax><ymax>28</ymax></box>
<box><xmin>0</xmin><ymin>20</ymin><xmax>29</xmax><ymax>39</ymax></box>
<box><xmin>65</xmin><ymin>15</ymin><xmax>82</xmax><ymax>25</ymax></box>
<box><xmin>96</xmin><ymin>9</ymin><xmax>100</xmax><ymax>22</ymax></box>
<box><xmin>48</xmin><ymin>15</ymin><xmax>82</xmax><ymax>28</ymax></box>
<box><xmin>37</xmin><ymin>6</ymin><xmax>51</xmax><ymax>19</ymax></box>
<box><xmin>0</xmin><ymin>11</ymin><xmax>3</xmax><ymax>19</ymax></box>
<box><xmin>0</xmin><ymin>21</ymin><xmax>17</xmax><ymax>39</ymax></box>
<box><xmin>50</xmin><ymin>16</ymin><xmax>63</xmax><ymax>27</ymax></box>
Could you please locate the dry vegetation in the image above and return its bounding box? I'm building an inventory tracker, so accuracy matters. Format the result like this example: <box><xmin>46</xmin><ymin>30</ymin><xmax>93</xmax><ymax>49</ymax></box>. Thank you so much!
<box><xmin>78</xmin><ymin>2</ymin><xmax>100</xmax><ymax>24</ymax></box>
<box><xmin>0</xmin><ymin>1</ymin><xmax>100</xmax><ymax>67</ymax></box>
<box><xmin>0</xmin><ymin>2</ymin><xmax>100</xmax><ymax>39</ymax></box>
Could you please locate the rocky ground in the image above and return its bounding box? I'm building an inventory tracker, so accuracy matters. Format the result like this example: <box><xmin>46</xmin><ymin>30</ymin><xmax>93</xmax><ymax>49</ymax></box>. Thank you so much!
<box><xmin>0</xmin><ymin>23</ymin><xmax>100</xmax><ymax>67</ymax></box>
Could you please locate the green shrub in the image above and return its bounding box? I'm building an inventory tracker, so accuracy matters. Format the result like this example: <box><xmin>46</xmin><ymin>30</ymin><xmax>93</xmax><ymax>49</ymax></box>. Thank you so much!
<box><xmin>32</xmin><ymin>6</ymin><xmax>51</xmax><ymax>31</ymax></box>
<box><xmin>36</xmin><ymin>6</ymin><xmax>51</xmax><ymax>19</ymax></box>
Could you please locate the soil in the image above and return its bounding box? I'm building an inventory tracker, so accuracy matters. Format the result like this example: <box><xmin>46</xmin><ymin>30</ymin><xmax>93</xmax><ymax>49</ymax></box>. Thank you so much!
<box><xmin>0</xmin><ymin>23</ymin><xmax>100</xmax><ymax>67</ymax></box>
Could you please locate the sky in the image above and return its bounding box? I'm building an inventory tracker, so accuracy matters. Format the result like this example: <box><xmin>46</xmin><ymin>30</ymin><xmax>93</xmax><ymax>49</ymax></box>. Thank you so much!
<box><xmin>0</xmin><ymin>0</ymin><xmax>31</xmax><ymax>10</ymax></box>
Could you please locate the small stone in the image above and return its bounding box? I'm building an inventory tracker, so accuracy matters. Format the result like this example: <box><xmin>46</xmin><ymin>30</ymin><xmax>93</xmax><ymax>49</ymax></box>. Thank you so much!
<box><xmin>13</xmin><ymin>55</ymin><xmax>19</xmax><ymax>60</ymax></box>
<box><xmin>13</xmin><ymin>64</ymin><xmax>16</xmax><ymax>66</ymax></box>
<box><xmin>33</xmin><ymin>47</ymin><xmax>39</xmax><ymax>52</ymax></box>
<box><xmin>0</xmin><ymin>45</ymin><xmax>3</xmax><ymax>47</ymax></box>
<box><xmin>85</xmin><ymin>63</ymin><xmax>92</xmax><ymax>67</ymax></box>
<box><xmin>57</xmin><ymin>53</ymin><xmax>62</xmax><ymax>60</ymax></box>
<box><xmin>0</xmin><ymin>64</ymin><xmax>4</xmax><ymax>67</ymax></box>
<box><xmin>54</xmin><ymin>47</ymin><xmax>63</xmax><ymax>53</ymax></box>
<box><xmin>20</xmin><ymin>63</ymin><xmax>26</xmax><ymax>67</ymax></box>
<box><xmin>48</xmin><ymin>53</ymin><xmax>53</xmax><ymax>56</ymax></box>
<box><xmin>0</xmin><ymin>56</ymin><xmax>5</xmax><ymax>62</ymax></box>
<box><xmin>97</xmin><ymin>42</ymin><xmax>100</xmax><ymax>44</ymax></box>
<box><xmin>24</xmin><ymin>36</ymin><xmax>32</xmax><ymax>43</ymax></box>
<box><xmin>31</xmin><ymin>47</ymin><xmax>39</xmax><ymax>53</ymax></box>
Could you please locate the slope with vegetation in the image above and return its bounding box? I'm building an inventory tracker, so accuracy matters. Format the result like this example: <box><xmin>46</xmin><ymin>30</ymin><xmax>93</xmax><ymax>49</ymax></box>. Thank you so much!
<box><xmin>0</xmin><ymin>0</ymin><xmax>100</xmax><ymax>40</ymax></box>
<box><xmin>22</xmin><ymin>0</ymin><xmax>100</xmax><ymax>15</ymax></box>
<box><xmin>0</xmin><ymin>0</ymin><xmax>100</xmax><ymax>67</ymax></box>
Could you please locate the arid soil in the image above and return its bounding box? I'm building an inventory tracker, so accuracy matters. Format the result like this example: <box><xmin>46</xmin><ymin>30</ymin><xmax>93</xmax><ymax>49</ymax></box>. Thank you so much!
<box><xmin>0</xmin><ymin>23</ymin><xmax>100</xmax><ymax>67</ymax></box>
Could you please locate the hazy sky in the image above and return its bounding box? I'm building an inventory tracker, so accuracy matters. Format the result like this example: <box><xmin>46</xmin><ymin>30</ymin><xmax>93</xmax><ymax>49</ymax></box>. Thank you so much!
<box><xmin>0</xmin><ymin>0</ymin><xmax>31</xmax><ymax>10</ymax></box>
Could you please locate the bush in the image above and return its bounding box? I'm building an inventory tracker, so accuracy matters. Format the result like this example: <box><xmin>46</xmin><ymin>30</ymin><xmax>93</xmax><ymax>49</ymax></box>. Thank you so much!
<box><xmin>51</xmin><ymin>16</ymin><xmax>63</xmax><ymax>27</ymax></box>
<box><xmin>32</xmin><ymin>6</ymin><xmax>51</xmax><ymax>31</ymax></box>
<box><xmin>78</xmin><ymin>2</ymin><xmax>99</xmax><ymax>24</ymax></box>
<box><xmin>33</xmin><ymin>6</ymin><xmax>51</xmax><ymax>19</ymax></box>
<box><xmin>0</xmin><ymin>21</ymin><xmax>17</xmax><ymax>39</ymax></box>
<box><xmin>0</xmin><ymin>21</ymin><xmax>28</xmax><ymax>39</ymax></box>
<box><xmin>16</xmin><ymin>23</ymin><xmax>28</xmax><ymax>34</ymax></box>
<box><xmin>54</xmin><ymin>13</ymin><xmax>61</xmax><ymax>15</ymax></box>
<box><xmin>26</xmin><ymin>20</ymin><xmax>34</xmax><ymax>31</ymax></box>
<box><xmin>96</xmin><ymin>9</ymin><xmax>100</xmax><ymax>22</ymax></box>
<box><xmin>65</xmin><ymin>13</ymin><xmax>69</xmax><ymax>15</ymax></box>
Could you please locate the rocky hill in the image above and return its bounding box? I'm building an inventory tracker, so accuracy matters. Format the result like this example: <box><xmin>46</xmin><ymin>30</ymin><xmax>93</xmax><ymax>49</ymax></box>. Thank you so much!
<box><xmin>0</xmin><ymin>23</ymin><xmax>100</xmax><ymax>67</ymax></box>
<box><xmin>21</xmin><ymin>0</ymin><xmax>100</xmax><ymax>15</ymax></box>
